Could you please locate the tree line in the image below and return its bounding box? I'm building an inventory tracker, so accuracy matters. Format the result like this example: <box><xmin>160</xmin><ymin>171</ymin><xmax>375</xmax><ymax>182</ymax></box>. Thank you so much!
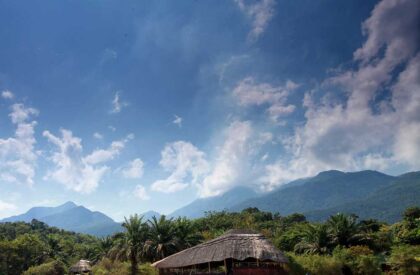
<box><xmin>0</xmin><ymin>207</ymin><xmax>419</xmax><ymax>274</ymax></box>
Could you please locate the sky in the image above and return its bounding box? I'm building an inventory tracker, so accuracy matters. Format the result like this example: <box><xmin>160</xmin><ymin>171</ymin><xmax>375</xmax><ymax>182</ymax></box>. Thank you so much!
<box><xmin>0</xmin><ymin>0</ymin><xmax>419</xmax><ymax>221</ymax></box>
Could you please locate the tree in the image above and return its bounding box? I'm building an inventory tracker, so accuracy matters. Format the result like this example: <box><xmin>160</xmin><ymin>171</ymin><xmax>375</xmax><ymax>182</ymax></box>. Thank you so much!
<box><xmin>121</xmin><ymin>214</ymin><xmax>148</xmax><ymax>275</ymax></box>
<box><xmin>173</xmin><ymin>217</ymin><xmax>202</xmax><ymax>250</ymax></box>
<box><xmin>294</xmin><ymin>224</ymin><xmax>330</xmax><ymax>255</ymax></box>
<box><xmin>327</xmin><ymin>213</ymin><xmax>361</xmax><ymax>247</ymax></box>
<box><xmin>145</xmin><ymin>216</ymin><xmax>178</xmax><ymax>261</ymax></box>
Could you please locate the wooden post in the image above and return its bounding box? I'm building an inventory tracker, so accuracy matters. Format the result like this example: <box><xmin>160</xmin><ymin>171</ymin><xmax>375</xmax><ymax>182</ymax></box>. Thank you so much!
<box><xmin>257</xmin><ymin>258</ymin><xmax>259</xmax><ymax>267</ymax></box>
<box><xmin>208</xmin><ymin>262</ymin><xmax>211</xmax><ymax>273</ymax></box>
<box><xmin>224</xmin><ymin>259</ymin><xmax>227</xmax><ymax>275</ymax></box>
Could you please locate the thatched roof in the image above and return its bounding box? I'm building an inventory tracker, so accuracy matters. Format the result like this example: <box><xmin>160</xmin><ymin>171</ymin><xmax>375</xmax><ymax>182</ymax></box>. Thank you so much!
<box><xmin>152</xmin><ymin>229</ymin><xmax>288</xmax><ymax>269</ymax></box>
<box><xmin>70</xmin><ymin>260</ymin><xmax>92</xmax><ymax>273</ymax></box>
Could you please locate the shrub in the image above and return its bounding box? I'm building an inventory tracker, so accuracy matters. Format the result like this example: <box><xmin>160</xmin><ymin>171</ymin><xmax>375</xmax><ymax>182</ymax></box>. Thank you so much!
<box><xmin>387</xmin><ymin>245</ymin><xmax>420</xmax><ymax>275</ymax></box>
<box><xmin>291</xmin><ymin>254</ymin><xmax>343</xmax><ymax>275</ymax></box>
<box><xmin>92</xmin><ymin>258</ymin><xmax>130</xmax><ymax>275</ymax></box>
<box><xmin>23</xmin><ymin>260</ymin><xmax>67</xmax><ymax>275</ymax></box>
<box><xmin>333</xmin><ymin>246</ymin><xmax>381</xmax><ymax>275</ymax></box>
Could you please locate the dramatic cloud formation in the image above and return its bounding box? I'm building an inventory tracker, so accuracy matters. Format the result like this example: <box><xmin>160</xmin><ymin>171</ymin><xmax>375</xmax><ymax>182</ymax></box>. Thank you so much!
<box><xmin>261</xmin><ymin>0</ymin><xmax>420</xmax><ymax>190</ymax></box>
<box><xmin>122</xmin><ymin>158</ymin><xmax>144</xmax><ymax>179</ymax></box>
<box><xmin>43</xmin><ymin>130</ymin><xmax>132</xmax><ymax>193</ymax></box>
<box><xmin>199</xmin><ymin>120</ymin><xmax>254</xmax><ymax>197</ymax></box>
<box><xmin>234</xmin><ymin>0</ymin><xmax>276</xmax><ymax>41</ymax></box>
<box><xmin>233</xmin><ymin>77</ymin><xmax>298</xmax><ymax>123</ymax></box>
<box><xmin>0</xmin><ymin>103</ymin><xmax>38</xmax><ymax>185</ymax></box>
<box><xmin>151</xmin><ymin>141</ymin><xmax>209</xmax><ymax>193</ymax></box>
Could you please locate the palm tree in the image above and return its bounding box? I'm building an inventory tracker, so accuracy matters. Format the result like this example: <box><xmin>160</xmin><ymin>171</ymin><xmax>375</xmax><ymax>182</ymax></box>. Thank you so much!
<box><xmin>144</xmin><ymin>216</ymin><xmax>178</xmax><ymax>261</ymax></box>
<box><xmin>294</xmin><ymin>223</ymin><xmax>330</xmax><ymax>254</ymax></box>
<box><xmin>121</xmin><ymin>214</ymin><xmax>148</xmax><ymax>275</ymax></box>
<box><xmin>327</xmin><ymin>213</ymin><xmax>361</xmax><ymax>247</ymax></box>
<box><xmin>173</xmin><ymin>217</ymin><xmax>202</xmax><ymax>250</ymax></box>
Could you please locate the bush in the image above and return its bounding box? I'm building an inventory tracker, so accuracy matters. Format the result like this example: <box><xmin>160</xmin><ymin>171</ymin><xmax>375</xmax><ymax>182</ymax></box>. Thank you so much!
<box><xmin>92</xmin><ymin>258</ymin><xmax>157</xmax><ymax>275</ymax></box>
<box><xmin>333</xmin><ymin>246</ymin><xmax>381</xmax><ymax>275</ymax></box>
<box><xmin>387</xmin><ymin>245</ymin><xmax>420</xmax><ymax>275</ymax></box>
<box><xmin>92</xmin><ymin>258</ymin><xmax>130</xmax><ymax>275</ymax></box>
<box><xmin>290</xmin><ymin>254</ymin><xmax>343</xmax><ymax>275</ymax></box>
<box><xmin>23</xmin><ymin>260</ymin><xmax>67</xmax><ymax>275</ymax></box>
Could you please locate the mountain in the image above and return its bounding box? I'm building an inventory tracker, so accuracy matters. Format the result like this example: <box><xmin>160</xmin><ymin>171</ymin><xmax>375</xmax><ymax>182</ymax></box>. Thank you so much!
<box><xmin>1</xmin><ymin>202</ymin><xmax>122</xmax><ymax>236</ymax></box>
<box><xmin>170</xmin><ymin>186</ymin><xmax>258</xmax><ymax>218</ymax></box>
<box><xmin>141</xmin><ymin>210</ymin><xmax>161</xmax><ymax>221</ymax></box>
<box><xmin>2</xmin><ymin>201</ymin><xmax>78</xmax><ymax>223</ymax></box>
<box><xmin>230</xmin><ymin>170</ymin><xmax>397</xmax><ymax>215</ymax></box>
<box><xmin>305</xmin><ymin>171</ymin><xmax>420</xmax><ymax>223</ymax></box>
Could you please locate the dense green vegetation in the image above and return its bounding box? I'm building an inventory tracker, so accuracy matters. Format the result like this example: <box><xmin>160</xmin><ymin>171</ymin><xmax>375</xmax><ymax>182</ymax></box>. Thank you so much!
<box><xmin>1</xmin><ymin>206</ymin><xmax>419</xmax><ymax>274</ymax></box>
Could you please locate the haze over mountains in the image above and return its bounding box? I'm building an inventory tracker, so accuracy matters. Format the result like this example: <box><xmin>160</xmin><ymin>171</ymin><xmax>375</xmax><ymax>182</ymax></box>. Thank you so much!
<box><xmin>1</xmin><ymin>201</ymin><xmax>122</xmax><ymax>236</ymax></box>
<box><xmin>170</xmin><ymin>170</ymin><xmax>420</xmax><ymax>223</ymax></box>
<box><xmin>1</xmin><ymin>169</ymin><xmax>419</xmax><ymax>236</ymax></box>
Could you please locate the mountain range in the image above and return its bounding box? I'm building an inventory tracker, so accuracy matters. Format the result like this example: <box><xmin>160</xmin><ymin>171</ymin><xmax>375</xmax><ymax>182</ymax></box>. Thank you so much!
<box><xmin>170</xmin><ymin>170</ymin><xmax>420</xmax><ymax>223</ymax></box>
<box><xmin>169</xmin><ymin>186</ymin><xmax>257</xmax><ymax>218</ymax></box>
<box><xmin>1</xmin><ymin>201</ymin><xmax>122</xmax><ymax>236</ymax></box>
<box><xmin>1</xmin><ymin>169</ymin><xmax>419</xmax><ymax>236</ymax></box>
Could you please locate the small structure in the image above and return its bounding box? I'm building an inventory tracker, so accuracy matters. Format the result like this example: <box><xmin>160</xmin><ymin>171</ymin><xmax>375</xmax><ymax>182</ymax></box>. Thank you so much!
<box><xmin>69</xmin><ymin>260</ymin><xmax>92</xmax><ymax>275</ymax></box>
<box><xmin>152</xmin><ymin>229</ymin><xmax>289</xmax><ymax>275</ymax></box>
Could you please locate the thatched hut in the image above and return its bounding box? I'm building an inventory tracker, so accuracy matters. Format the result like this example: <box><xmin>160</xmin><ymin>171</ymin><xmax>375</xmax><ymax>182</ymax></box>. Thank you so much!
<box><xmin>69</xmin><ymin>260</ymin><xmax>92</xmax><ymax>275</ymax></box>
<box><xmin>152</xmin><ymin>229</ymin><xmax>289</xmax><ymax>275</ymax></box>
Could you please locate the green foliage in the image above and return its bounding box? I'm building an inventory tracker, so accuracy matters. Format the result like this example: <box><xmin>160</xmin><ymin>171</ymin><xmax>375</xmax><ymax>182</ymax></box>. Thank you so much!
<box><xmin>92</xmin><ymin>258</ymin><xmax>131</xmax><ymax>275</ymax></box>
<box><xmin>1</xmin><ymin>206</ymin><xmax>420</xmax><ymax>274</ymax></box>
<box><xmin>291</xmin><ymin>254</ymin><xmax>343</xmax><ymax>275</ymax></box>
<box><xmin>121</xmin><ymin>214</ymin><xmax>148</xmax><ymax>275</ymax></box>
<box><xmin>294</xmin><ymin>223</ymin><xmax>331</xmax><ymax>254</ymax></box>
<box><xmin>333</xmin><ymin>246</ymin><xmax>381</xmax><ymax>275</ymax></box>
<box><xmin>0</xmin><ymin>220</ymin><xmax>101</xmax><ymax>274</ymax></box>
<box><xmin>387</xmin><ymin>245</ymin><xmax>420</xmax><ymax>274</ymax></box>
<box><xmin>22</xmin><ymin>260</ymin><xmax>67</xmax><ymax>275</ymax></box>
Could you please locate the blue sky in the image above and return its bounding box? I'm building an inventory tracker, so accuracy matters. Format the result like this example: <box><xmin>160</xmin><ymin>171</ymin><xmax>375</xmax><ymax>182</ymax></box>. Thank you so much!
<box><xmin>0</xmin><ymin>0</ymin><xmax>419</xmax><ymax>221</ymax></box>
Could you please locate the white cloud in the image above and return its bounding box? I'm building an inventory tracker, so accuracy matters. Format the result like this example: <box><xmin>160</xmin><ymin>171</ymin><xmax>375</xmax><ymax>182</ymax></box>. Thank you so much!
<box><xmin>151</xmin><ymin>141</ymin><xmax>209</xmax><ymax>193</ymax></box>
<box><xmin>84</xmin><ymin>140</ymin><xmax>126</xmax><ymax>165</ymax></box>
<box><xmin>198</xmin><ymin>120</ymin><xmax>254</xmax><ymax>197</ymax></box>
<box><xmin>93</xmin><ymin>132</ymin><xmax>103</xmax><ymax>139</ymax></box>
<box><xmin>261</xmin><ymin>0</ymin><xmax>420</xmax><ymax>189</ymax></box>
<box><xmin>43</xmin><ymin>129</ymin><xmax>131</xmax><ymax>193</ymax></box>
<box><xmin>173</xmin><ymin>115</ymin><xmax>183</xmax><ymax>127</ymax></box>
<box><xmin>0</xmin><ymin>200</ymin><xmax>17</xmax><ymax>211</ymax></box>
<box><xmin>233</xmin><ymin>77</ymin><xmax>298</xmax><ymax>122</ymax></box>
<box><xmin>0</xmin><ymin>103</ymin><xmax>38</xmax><ymax>186</ymax></box>
<box><xmin>133</xmin><ymin>185</ymin><xmax>150</xmax><ymax>200</ymax></box>
<box><xmin>1</xmin><ymin>90</ymin><xmax>14</xmax><ymax>99</ymax></box>
<box><xmin>0</xmin><ymin>200</ymin><xmax>17</xmax><ymax>218</ymax></box>
<box><xmin>234</xmin><ymin>0</ymin><xmax>276</xmax><ymax>41</ymax></box>
<box><xmin>122</xmin><ymin>158</ymin><xmax>144</xmax><ymax>179</ymax></box>
<box><xmin>110</xmin><ymin>91</ymin><xmax>128</xmax><ymax>114</ymax></box>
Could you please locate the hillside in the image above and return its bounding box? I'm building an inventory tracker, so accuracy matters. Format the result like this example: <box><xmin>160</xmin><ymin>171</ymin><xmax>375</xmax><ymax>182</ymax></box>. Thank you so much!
<box><xmin>0</xmin><ymin>202</ymin><xmax>122</xmax><ymax>236</ymax></box>
<box><xmin>2</xmin><ymin>201</ymin><xmax>78</xmax><ymax>223</ymax></box>
<box><xmin>170</xmin><ymin>186</ymin><xmax>258</xmax><ymax>218</ymax></box>
<box><xmin>305</xmin><ymin>171</ymin><xmax>420</xmax><ymax>222</ymax></box>
<box><xmin>230</xmin><ymin>170</ymin><xmax>396</xmax><ymax>215</ymax></box>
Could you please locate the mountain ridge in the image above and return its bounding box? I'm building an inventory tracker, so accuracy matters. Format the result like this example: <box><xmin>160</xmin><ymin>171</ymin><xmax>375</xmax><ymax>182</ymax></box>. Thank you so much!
<box><xmin>0</xmin><ymin>201</ymin><xmax>122</xmax><ymax>236</ymax></box>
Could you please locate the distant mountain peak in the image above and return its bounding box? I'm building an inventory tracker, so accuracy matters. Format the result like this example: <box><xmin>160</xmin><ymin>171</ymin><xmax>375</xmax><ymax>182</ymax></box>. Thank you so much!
<box><xmin>1</xmin><ymin>201</ymin><xmax>121</xmax><ymax>236</ymax></box>
<box><xmin>316</xmin><ymin>170</ymin><xmax>344</xmax><ymax>177</ymax></box>
<box><xmin>61</xmin><ymin>201</ymin><xmax>77</xmax><ymax>208</ymax></box>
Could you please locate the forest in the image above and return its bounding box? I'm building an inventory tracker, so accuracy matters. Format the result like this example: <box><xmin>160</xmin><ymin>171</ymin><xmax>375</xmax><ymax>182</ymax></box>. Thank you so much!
<box><xmin>0</xmin><ymin>207</ymin><xmax>419</xmax><ymax>275</ymax></box>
